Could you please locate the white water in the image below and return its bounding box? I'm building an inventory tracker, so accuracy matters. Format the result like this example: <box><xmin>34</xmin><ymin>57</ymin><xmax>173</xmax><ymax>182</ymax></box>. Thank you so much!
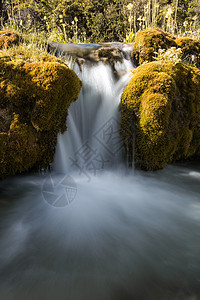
<box><xmin>53</xmin><ymin>59</ymin><xmax>133</xmax><ymax>175</ymax></box>
<box><xmin>0</xmin><ymin>49</ymin><xmax>200</xmax><ymax>300</ymax></box>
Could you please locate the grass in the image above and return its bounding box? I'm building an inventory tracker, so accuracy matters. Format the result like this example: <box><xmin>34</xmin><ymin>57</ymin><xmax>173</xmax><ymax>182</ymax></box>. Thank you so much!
<box><xmin>0</xmin><ymin>42</ymin><xmax>48</xmax><ymax>63</ymax></box>
<box><xmin>0</xmin><ymin>26</ymin><xmax>49</xmax><ymax>62</ymax></box>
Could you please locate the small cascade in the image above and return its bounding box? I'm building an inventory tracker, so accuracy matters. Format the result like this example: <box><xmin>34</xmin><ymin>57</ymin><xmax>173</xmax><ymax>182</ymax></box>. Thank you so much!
<box><xmin>53</xmin><ymin>44</ymin><xmax>135</xmax><ymax>177</ymax></box>
<box><xmin>0</xmin><ymin>43</ymin><xmax>200</xmax><ymax>300</ymax></box>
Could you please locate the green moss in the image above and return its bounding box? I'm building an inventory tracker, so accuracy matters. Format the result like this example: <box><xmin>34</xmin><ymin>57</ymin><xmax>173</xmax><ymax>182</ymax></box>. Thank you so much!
<box><xmin>121</xmin><ymin>60</ymin><xmax>200</xmax><ymax>170</ymax></box>
<box><xmin>132</xmin><ymin>28</ymin><xmax>176</xmax><ymax>66</ymax></box>
<box><xmin>0</xmin><ymin>51</ymin><xmax>82</xmax><ymax>179</ymax></box>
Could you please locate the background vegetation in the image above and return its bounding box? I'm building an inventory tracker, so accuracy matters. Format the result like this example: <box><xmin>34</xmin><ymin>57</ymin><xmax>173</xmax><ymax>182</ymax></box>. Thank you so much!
<box><xmin>0</xmin><ymin>0</ymin><xmax>199</xmax><ymax>43</ymax></box>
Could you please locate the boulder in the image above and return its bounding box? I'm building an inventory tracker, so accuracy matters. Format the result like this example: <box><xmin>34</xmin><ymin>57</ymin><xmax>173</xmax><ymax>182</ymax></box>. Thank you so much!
<box><xmin>132</xmin><ymin>28</ymin><xmax>200</xmax><ymax>69</ymax></box>
<box><xmin>0</xmin><ymin>30</ymin><xmax>19</xmax><ymax>49</ymax></box>
<box><xmin>176</xmin><ymin>37</ymin><xmax>200</xmax><ymax>68</ymax></box>
<box><xmin>0</xmin><ymin>53</ymin><xmax>82</xmax><ymax>178</ymax></box>
<box><xmin>121</xmin><ymin>60</ymin><xmax>200</xmax><ymax>170</ymax></box>
<box><xmin>132</xmin><ymin>28</ymin><xmax>176</xmax><ymax>66</ymax></box>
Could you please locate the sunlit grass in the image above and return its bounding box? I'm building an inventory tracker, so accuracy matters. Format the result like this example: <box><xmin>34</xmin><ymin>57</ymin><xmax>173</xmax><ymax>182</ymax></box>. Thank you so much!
<box><xmin>0</xmin><ymin>43</ymin><xmax>48</xmax><ymax>63</ymax></box>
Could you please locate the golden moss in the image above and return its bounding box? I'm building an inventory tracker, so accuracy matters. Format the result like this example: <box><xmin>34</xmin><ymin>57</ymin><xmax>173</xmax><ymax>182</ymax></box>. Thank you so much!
<box><xmin>0</xmin><ymin>30</ymin><xmax>19</xmax><ymax>49</ymax></box>
<box><xmin>132</xmin><ymin>28</ymin><xmax>200</xmax><ymax>68</ymax></box>
<box><xmin>132</xmin><ymin>28</ymin><xmax>176</xmax><ymax>65</ymax></box>
<box><xmin>121</xmin><ymin>60</ymin><xmax>200</xmax><ymax>170</ymax></box>
<box><xmin>176</xmin><ymin>37</ymin><xmax>200</xmax><ymax>68</ymax></box>
<box><xmin>0</xmin><ymin>52</ymin><xmax>82</xmax><ymax>178</ymax></box>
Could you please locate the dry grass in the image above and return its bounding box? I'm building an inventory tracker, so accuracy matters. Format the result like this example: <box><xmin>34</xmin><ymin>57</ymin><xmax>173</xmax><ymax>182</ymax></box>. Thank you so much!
<box><xmin>0</xmin><ymin>42</ymin><xmax>48</xmax><ymax>63</ymax></box>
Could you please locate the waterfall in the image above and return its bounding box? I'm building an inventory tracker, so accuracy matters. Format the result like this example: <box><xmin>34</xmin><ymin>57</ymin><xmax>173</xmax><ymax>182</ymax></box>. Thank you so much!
<box><xmin>53</xmin><ymin>46</ymin><xmax>134</xmax><ymax>177</ymax></box>
<box><xmin>0</xmin><ymin>44</ymin><xmax>200</xmax><ymax>300</ymax></box>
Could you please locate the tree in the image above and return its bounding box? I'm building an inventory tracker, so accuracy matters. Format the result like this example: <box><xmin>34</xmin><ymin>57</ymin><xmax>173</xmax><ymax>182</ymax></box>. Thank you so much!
<box><xmin>0</xmin><ymin>0</ymin><xmax>199</xmax><ymax>41</ymax></box>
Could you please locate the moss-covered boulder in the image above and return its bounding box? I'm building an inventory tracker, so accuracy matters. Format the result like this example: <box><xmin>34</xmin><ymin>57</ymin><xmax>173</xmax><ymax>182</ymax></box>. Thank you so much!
<box><xmin>121</xmin><ymin>60</ymin><xmax>200</xmax><ymax>170</ymax></box>
<box><xmin>132</xmin><ymin>28</ymin><xmax>176</xmax><ymax>66</ymax></box>
<box><xmin>132</xmin><ymin>28</ymin><xmax>200</xmax><ymax>68</ymax></box>
<box><xmin>176</xmin><ymin>37</ymin><xmax>200</xmax><ymax>68</ymax></box>
<box><xmin>0</xmin><ymin>30</ymin><xmax>19</xmax><ymax>49</ymax></box>
<box><xmin>0</xmin><ymin>53</ymin><xmax>82</xmax><ymax>178</ymax></box>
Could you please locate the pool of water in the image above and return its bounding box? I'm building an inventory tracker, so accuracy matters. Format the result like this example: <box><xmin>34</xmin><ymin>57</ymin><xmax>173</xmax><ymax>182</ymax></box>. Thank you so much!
<box><xmin>0</xmin><ymin>163</ymin><xmax>200</xmax><ymax>300</ymax></box>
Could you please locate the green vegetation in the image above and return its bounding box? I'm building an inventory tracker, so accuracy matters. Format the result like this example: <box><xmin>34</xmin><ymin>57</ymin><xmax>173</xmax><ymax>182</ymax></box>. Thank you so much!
<box><xmin>132</xmin><ymin>28</ymin><xmax>200</xmax><ymax>67</ymax></box>
<box><xmin>121</xmin><ymin>60</ymin><xmax>200</xmax><ymax>170</ymax></box>
<box><xmin>0</xmin><ymin>0</ymin><xmax>199</xmax><ymax>43</ymax></box>
<box><xmin>0</xmin><ymin>30</ymin><xmax>82</xmax><ymax>178</ymax></box>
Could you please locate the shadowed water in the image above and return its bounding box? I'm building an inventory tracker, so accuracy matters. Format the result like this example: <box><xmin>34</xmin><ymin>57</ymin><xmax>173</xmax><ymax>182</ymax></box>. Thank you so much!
<box><xmin>0</xmin><ymin>166</ymin><xmax>200</xmax><ymax>300</ymax></box>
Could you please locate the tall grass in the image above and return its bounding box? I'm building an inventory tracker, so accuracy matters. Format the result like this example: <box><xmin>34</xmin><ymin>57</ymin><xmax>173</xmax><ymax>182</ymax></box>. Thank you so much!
<box><xmin>126</xmin><ymin>0</ymin><xmax>199</xmax><ymax>42</ymax></box>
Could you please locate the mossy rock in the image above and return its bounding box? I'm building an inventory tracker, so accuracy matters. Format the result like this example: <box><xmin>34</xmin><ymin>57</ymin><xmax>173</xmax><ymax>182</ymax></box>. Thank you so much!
<box><xmin>176</xmin><ymin>37</ymin><xmax>200</xmax><ymax>68</ymax></box>
<box><xmin>0</xmin><ymin>53</ymin><xmax>82</xmax><ymax>178</ymax></box>
<box><xmin>132</xmin><ymin>28</ymin><xmax>200</xmax><ymax>68</ymax></box>
<box><xmin>0</xmin><ymin>30</ymin><xmax>19</xmax><ymax>49</ymax></box>
<box><xmin>132</xmin><ymin>28</ymin><xmax>176</xmax><ymax>66</ymax></box>
<box><xmin>121</xmin><ymin>60</ymin><xmax>200</xmax><ymax>170</ymax></box>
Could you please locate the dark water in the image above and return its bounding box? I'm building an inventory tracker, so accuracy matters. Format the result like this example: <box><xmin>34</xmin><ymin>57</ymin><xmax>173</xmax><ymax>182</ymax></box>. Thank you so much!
<box><xmin>0</xmin><ymin>163</ymin><xmax>200</xmax><ymax>300</ymax></box>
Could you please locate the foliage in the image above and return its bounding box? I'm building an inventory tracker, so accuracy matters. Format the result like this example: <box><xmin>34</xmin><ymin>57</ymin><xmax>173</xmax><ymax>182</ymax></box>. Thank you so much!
<box><xmin>126</xmin><ymin>31</ymin><xmax>135</xmax><ymax>43</ymax></box>
<box><xmin>154</xmin><ymin>47</ymin><xmax>182</xmax><ymax>65</ymax></box>
<box><xmin>0</xmin><ymin>0</ymin><xmax>199</xmax><ymax>43</ymax></box>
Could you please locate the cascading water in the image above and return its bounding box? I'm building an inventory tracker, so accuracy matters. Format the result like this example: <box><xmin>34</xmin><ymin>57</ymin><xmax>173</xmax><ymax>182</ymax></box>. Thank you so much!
<box><xmin>53</xmin><ymin>53</ymin><xmax>133</xmax><ymax>176</ymax></box>
<box><xmin>0</xmin><ymin>44</ymin><xmax>200</xmax><ymax>300</ymax></box>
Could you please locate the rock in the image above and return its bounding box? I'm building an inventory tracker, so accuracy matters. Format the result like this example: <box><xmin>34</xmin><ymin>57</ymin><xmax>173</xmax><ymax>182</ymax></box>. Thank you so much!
<box><xmin>97</xmin><ymin>46</ymin><xmax>122</xmax><ymax>62</ymax></box>
<box><xmin>132</xmin><ymin>28</ymin><xmax>200</xmax><ymax>69</ymax></box>
<box><xmin>0</xmin><ymin>30</ymin><xmax>19</xmax><ymax>49</ymax></box>
<box><xmin>176</xmin><ymin>37</ymin><xmax>200</xmax><ymax>68</ymax></box>
<box><xmin>48</xmin><ymin>42</ymin><xmax>128</xmax><ymax>80</ymax></box>
<box><xmin>132</xmin><ymin>28</ymin><xmax>176</xmax><ymax>66</ymax></box>
<box><xmin>0</xmin><ymin>53</ymin><xmax>82</xmax><ymax>178</ymax></box>
<box><xmin>121</xmin><ymin>60</ymin><xmax>200</xmax><ymax>170</ymax></box>
<box><xmin>48</xmin><ymin>42</ymin><xmax>123</xmax><ymax>66</ymax></box>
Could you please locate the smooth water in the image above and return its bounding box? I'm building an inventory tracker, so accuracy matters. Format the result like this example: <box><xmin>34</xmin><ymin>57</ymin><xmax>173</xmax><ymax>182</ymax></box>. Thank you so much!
<box><xmin>0</xmin><ymin>48</ymin><xmax>200</xmax><ymax>300</ymax></box>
